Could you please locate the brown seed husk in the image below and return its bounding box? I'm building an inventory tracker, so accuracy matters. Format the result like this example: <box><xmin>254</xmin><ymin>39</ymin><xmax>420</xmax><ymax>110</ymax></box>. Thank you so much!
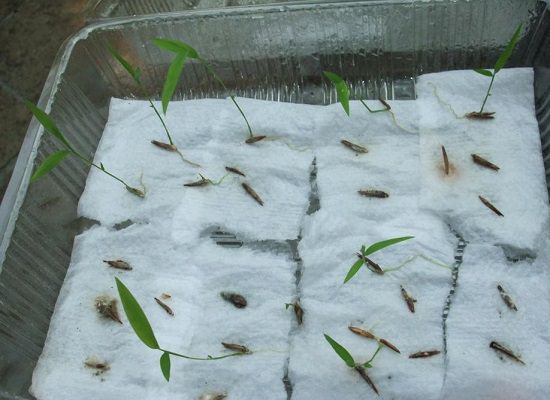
<box><xmin>151</xmin><ymin>140</ymin><xmax>177</xmax><ymax>152</ymax></box>
<box><xmin>103</xmin><ymin>259</ymin><xmax>132</xmax><ymax>271</ymax></box>
<box><xmin>341</xmin><ymin>139</ymin><xmax>368</xmax><ymax>154</ymax></box>
<box><xmin>409</xmin><ymin>350</ymin><xmax>441</xmax><ymax>359</ymax></box>
<box><xmin>490</xmin><ymin>341</ymin><xmax>525</xmax><ymax>364</ymax></box>
<box><xmin>479</xmin><ymin>195</ymin><xmax>504</xmax><ymax>216</ymax></box>
<box><xmin>349</xmin><ymin>326</ymin><xmax>377</xmax><ymax>340</ymax></box>
<box><xmin>497</xmin><ymin>285</ymin><xmax>517</xmax><ymax>311</ymax></box>
<box><xmin>155</xmin><ymin>297</ymin><xmax>174</xmax><ymax>316</ymax></box>
<box><xmin>222</xmin><ymin>342</ymin><xmax>250</xmax><ymax>353</ymax></box>
<box><xmin>356</xmin><ymin>254</ymin><xmax>384</xmax><ymax>274</ymax></box>
<box><xmin>400</xmin><ymin>285</ymin><xmax>417</xmax><ymax>313</ymax></box>
<box><xmin>294</xmin><ymin>302</ymin><xmax>304</xmax><ymax>325</ymax></box>
<box><xmin>379</xmin><ymin>338</ymin><xmax>401</xmax><ymax>354</ymax></box>
<box><xmin>199</xmin><ymin>393</ymin><xmax>227</xmax><ymax>400</ymax></box>
<box><xmin>184</xmin><ymin>177</ymin><xmax>210</xmax><ymax>187</ymax></box>
<box><xmin>466</xmin><ymin>111</ymin><xmax>496</xmax><ymax>120</ymax></box>
<box><xmin>441</xmin><ymin>145</ymin><xmax>449</xmax><ymax>175</ymax></box>
<box><xmin>378</xmin><ymin>98</ymin><xmax>391</xmax><ymax>110</ymax></box>
<box><xmin>225</xmin><ymin>166</ymin><xmax>246</xmax><ymax>177</ymax></box>
<box><xmin>358</xmin><ymin>189</ymin><xmax>389</xmax><ymax>198</ymax></box>
<box><xmin>245</xmin><ymin>135</ymin><xmax>267</xmax><ymax>144</ymax></box>
<box><xmin>355</xmin><ymin>366</ymin><xmax>379</xmax><ymax>395</ymax></box>
<box><xmin>84</xmin><ymin>357</ymin><xmax>110</xmax><ymax>371</ymax></box>
<box><xmin>220</xmin><ymin>291</ymin><xmax>247</xmax><ymax>308</ymax></box>
<box><xmin>95</xmin><ymin>295</ymin><xmax>122</xmax><ymax>324</ymax></box>
<box><xmin>472</xmin><ymin>154</ymin><xmax>500</xmax><ymax>171</ymax></box>
<box><xmin>242</xmin><ymin>182</ymin><xmax>264</xmax><ymax>206</ymax></box>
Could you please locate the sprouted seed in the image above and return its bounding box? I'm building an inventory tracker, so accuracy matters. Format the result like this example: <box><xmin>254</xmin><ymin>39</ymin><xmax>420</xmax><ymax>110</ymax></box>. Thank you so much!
<box><xmin>221</xmin><ymin>342</ymin><xmax>250</xmax><ymax>353</ymax></box>
<box><xmin>357</xmin><ymin>253</ymin><xmax>385</xmax><ymax>275</ymax></box>
<box><xmin>103</xmin><ymin>259</ymin><xmax>132</xmax><ymax>271</ymax></box>
<box><xmin>95</xmin><ymin>295</ymin><xmax>122</xmax><ymax>324</ymax></box>
<box><xmin>497</xmin><ymin>285</ymin><xmax>517</xmax><ymax>311</ymax></box>
<box><xmin>285</xmin><ymin>302</ymin><xmax>304</xmax><ymax>325</ymax></box>
<box><xmin>379</xmin><ymin>338</ymin><xmax>401</xmax><ymax>354</ymax></box>
<box><xmin>220</xmin><ymin>291</ymin><xmax>247</xmax><ymax>308</ymax></box>
<box><xmin>358</xmin><ymin>189</ymin><xmax>389</xmax><ymax>199</ymax></box>
<box><xmin>354</xmin><ymin>366</ymin><xmax>380</xmax><ymax>395</ymax></box>
<box><xmin>341</xmin><ymin>139</ymin><xmax>368</xmax><ymax>154</ymax></box>
<box><xmin>479</xmin><ymin>195</ymin><xmax>504</xmax><ymax>216</ymax></box>
<box><xmin>489</xmin><ymin>341</ymin><xmax>525</xmax><ymax>364</ymax></box>
<box><xmin>155</xmin><ymin>297</ymin><xmax>174</xmax><ymax>316</ymax></box>
<box><xmin>472</xmin><ymin>154</ymin><xmax>500</xmax><ymax>171</ymax></box>
<box><xmin>184</xmin><ymin>173</ymin><xmax>228</xmax><ymax>187</ymax></box>
<box><xmin>151</xmin><ymin>140</ymin><xmax>177</xmax><ymax>152</ymax></box>
<box><xmin>409</xmin><ymin>350</ymin><xmax>441</xmax><ymax>359</ymax></box>
<box><xmin>400</xmin><ymin>285</ymin><xmax>417</xmax><ymax>313</ymax></box>
<box><xmin>441</xmin><ymin>145</ymin><xmax>450</xmax><ymax>175</ymax></box>
<box><xmin>348</xmin><ymin>326</ymin><xmax>400</xmax><ymax>353</ymax></box>
<box><xmin>199</xmin><ymin>393</ymin><xmax>227</xmax><ymax>400</ymax></box>
<box><xmin>465</xmin><ymin>111</ymin><xmax>496</xmax><ymax>120</ymax></box>
<box><xmin>242</xmin><ymin>182</ymin><xmax>264</xmax><ymax>206</ymax></box>
<box><xmin>225</xmin><ymin>166</ymin><xmax>246</xmax><ymax>177</ymax></box>
<box><xmin>245</xmin><ymin>135</ymin><xmax>267</xmax><ymax>144</ymax></box>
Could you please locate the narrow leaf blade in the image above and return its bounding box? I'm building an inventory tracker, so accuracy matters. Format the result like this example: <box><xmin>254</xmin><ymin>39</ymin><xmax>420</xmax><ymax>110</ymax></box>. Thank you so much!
<box><xmin>494</xmin><ymin>24</ymin><xmax>522</xmax><ymax>73</ymax></box>
<box><xmin>473</xmin><ymin>68</ymin><xmax>493</xmax><ymax>77</ymax></box>
<box><xmin>31</xmin><ymin>150</ymin><xmax>70</xmax><ymax>182</ymax></box>
<box><xmin>323</xmin><ymin>71</ymin><xmax>350</xmax><ymax>115</ymax></box>
<box><xmin>324</xmin><ymin>334</ymin><xmax>355</xmax><ymax>368</ymax></box>
<box><xmin>108</xmin><ymin>45</ymin><xmax>141</xmax><ymax>83</ymax></box>
<box><xmin>115</xmin><ymin>277</ymin><xmax>159</xmax><ymax>350</ymax></box>
<box><xmin>25</xmin><ymin>102</ymin><xmax>72</xmax><ymax>150</ymax></box>
<box><xmin>153</xmin><ymin>38</ymin><xmax>199</xmax><ymax>59</ymax></box>
<box><xmin>161</xmin><ymin>51</ymin><xmax>187</xmax><ymax>114</ymax></box>
<box><xmin>364</xmin><ymin>236</ymin><xmax>414</xmax><ymax>256</ymax></box>
<box><xmin>344</xmin><ymin>259</ymin><xmax>364</xmax><ymax>284</ymax></box>
<box><xmin>160</xmin><ymin>352</ymin><xmax>171</xmax><ymax>382</ymax></box>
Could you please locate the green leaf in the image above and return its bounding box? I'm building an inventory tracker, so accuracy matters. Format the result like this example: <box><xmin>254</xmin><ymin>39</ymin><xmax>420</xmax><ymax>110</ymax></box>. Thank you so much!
<box><xmin>494</xmin><ymin>23</ymin><xmax>522</xmax><ymax>73</ymax></box>
<box><xmin>161</xmin><ymin>51</ymin><xmax>187</xmax><ymax>114</ymax></box>
<box><xmin>153</xmin><ymin>38</ymin><xmax>199</xmax><ymax>59</ymax></box>
<box><xmin>25</xmin><ymin>101</ymin><xmax>73</xmax><ymax>151</ymax></box>
<box><xmin>31</xmin><ymin>150</ymin><xmax>70</xmax><ymax>182</ymax></box>
<box><xmin>363</xmin><ymin>236</ymin><xmax>414</xmax><ymax>257</ymax></box>
<box><xmin>323</xmin><ymin>71</ymin><xmax>350</xmax><ymax>116</ymax></box>
<box><xmin>108</xmin><ymin>45</ymin><xmax>141</xmax><ymax>83</ymax></box>
<box><xmin>115</xmin><ymin>277</ymin><xmax>159</xmax><ymax>350</ymax></box>
<box><xmin>344</xmin><ymin>258</ymin><xmax>364</xmax><ymax>284</ymax></box>
<box><xmin>160</xmin><ymin>352</ymin><xmax>171</xmax><ymax>382</ymax></box>
<box><xmin>324</xmin><ymin>334</ymin><xmax>355</xmax><ymax>368</ymax></box>
<box><xmin>474</xmin><ymin>68</ymin><xmax>493</xmax><ymax>77</ymax></box>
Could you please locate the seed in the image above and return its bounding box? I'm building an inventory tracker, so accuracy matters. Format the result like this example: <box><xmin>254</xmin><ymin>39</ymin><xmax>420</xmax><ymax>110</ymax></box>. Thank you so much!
<box><xmin>184</xmin><ymin>175</ymin><xmax>210</xmax><ymax>187</ymax></box>
<box><xmin>151</xmin><ymin>140</ymin><xmax>177</xmax><ymax>151</ymax></box>
<box><xmin>341</xmin><ymin>139</ymin><xmax>368</xmax><ymax>154</ymax></box>
<box><xmin>84</xmin><ymin>357</ymin><xmax>110</xmax><ymax>371</ymax></box>
<box><xmin>199</xmin><ymin>393</ymin><xmax>227</xmax><ymax>400</ymax></box>
<box><xmin>221</xmin><ymin>342</ymin><xmax>250</xmax><ymax>353</ymax></box>
<box><xmin>161</xmin><ymin>293</ymin><xmax>172</xmax><ymax>300</ymax></box>
<box><xmin>409</xmin><ymin>350</ymin><xmax>441</xmax><ymax>359</ymax></box>
<box><xmin>242</xmin><ymin>182</ymin><xmax>264</xmax><ymax>206</ymax></box>
<box><xmin>441</xmin><ymin>145</ymin><xmax>449</xmax><ymax>175</ymax></box>
<box><xmin>497</xmin><ymin>285</ymin><xmax>517</xmax><ymax>311</ymax></box>
<box><xmin>125</xmin><ymin>186</ymin><xmax>145</xmax><ymax>197</ymax></box>
<box><xmin>358</xmin><ymin>189</ymin><xmax>389</xmax><ymax>198</ymax></box>
<box><xmin>349</xmin><ymin>326</ymin><xmax>377</xmax><ymax>340</ymax></box>
<box><xmin>225</xmin><ymin>166</ymin><xmax>246</xmax><ymax>177</ymax></box>
<box><xmin>155</xmin><ymin>297</ymin><xmax>174</xmax><ymax>316</ymax></box>
<box><xmin>490</xmin><ymin>341</ymin><xmax>525</xmax><ymax>364</ymax></box>
<box><xmin>355</xmin><ymin>366</ymin><xmax>379</xmax><ymax>395</ymax></box>
<box><xmin>245</xmin><ymin>135</ymin><xmax>267</xmax><ymax>144</ymax></box>
<box><xmin>103</xmin><ymin>259</ymin><xmax>132</xmax><ymax>271</ymax></box>
<box><xmin>465</xmin><ymin>111</ymin><xmax>496</xmax><ymax>119</ymax></box>
<box><xmin>400</xmin><ymin>285</ymin><xmax>417</xmax><ymax>313</ymax></box>
<box><xmin>378</xmin><ymin>98</ymin><xmax>391</xmax><ymax>110</ymax></box>
<box><xmin>479</xmin><ymin>195</ymin><xmax>504</xmax><ymax>216</ymax></box>
<box><xmin>379</xmin><ymin>338</ymin><xmax>401</xmax><ymax>354</ymax></box>
<box><xmin>95</xmin><ymin>295</ymin><xmax>122</xmax><ymax>324</ymax></box>
<box><xmin>220</xmin><ymin>291</ymin><xmax>247</xmax><ymax>308</ymax></box>
<box><xmin>471</xmin><ymin>154</ymin><xmax>500</xmax><ymax>171</ymax></box>
<box><xmin>294</xmin><ymin>302</ymin><xmax>304</xmax><ymax>325</ymax></box>
<box><xmin>356</xmin><ymin>253</ymin><xmax>384</xmax><ymax>274</ymax></box>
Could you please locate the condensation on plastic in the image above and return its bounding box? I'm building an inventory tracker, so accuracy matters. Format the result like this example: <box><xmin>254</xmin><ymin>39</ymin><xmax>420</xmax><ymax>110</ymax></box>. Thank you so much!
<box><xmin>0</xmin><ymin>1</ymin><xmax>549</xmax><ymax>398</ymax></box>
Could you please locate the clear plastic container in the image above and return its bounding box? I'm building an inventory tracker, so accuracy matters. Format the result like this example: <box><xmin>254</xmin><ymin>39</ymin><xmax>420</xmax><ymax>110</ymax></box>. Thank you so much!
<box><xmin>0</xmin><ymin>0</ymin><xmax>548</xmax><ymax>398</ymax></box>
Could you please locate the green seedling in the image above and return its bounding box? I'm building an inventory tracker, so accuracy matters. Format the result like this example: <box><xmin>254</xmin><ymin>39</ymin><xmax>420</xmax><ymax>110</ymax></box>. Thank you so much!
<box><xmin>27</xmin><ymin>102</ymin><xmax>144</xmax><ymax>197</ymax></box>
<box><xmin>324</xmin><ymin>334</ymin><xmax>383</xmax><ymax>395</ymax></box>
<box><xmin>153</xmin><ymin>38</ymin><xmax>260</xmax><ymax>144</ymax></box>
<box><xmin>115</xmin><ymin>278</ymin><xmax>248</xmax><ymax>382</ymax></box>
<box><xmin>108</xmin><ymin>46</ymin><xmax>200</xmax><ymax>167</ymax></box>
<box><xmin>468</xmin><ymin>24</ymin><xmax>522</xmax><ymax>119</ymax></box>
<box><xmin>344</xmin><ymin>236</ymin><xmax>414</xmax><ymax>283</ymax></box>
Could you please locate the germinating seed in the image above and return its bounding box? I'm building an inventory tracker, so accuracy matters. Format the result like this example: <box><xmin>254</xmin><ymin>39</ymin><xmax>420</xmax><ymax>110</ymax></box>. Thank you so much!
<box><xmin>356</xmin><ymin>254</ymin><xmax>384</xmax><ymax>274</ymax></box>
<box><xmin>479</xmin><ymin>195</ymin><xmax>504</xmax><ymax>216</ymax></box>
<box><xmin>358</xmin><ymin>189</ymin><xmax>389</xmax><ymax>198</ymax></box>
<box><xmin>441</xmin><ymin>145</ymin><xmax>450</xmax><ymax>175</ymax></box>
<box><xmin>489</xmin><ymin>341</ymin><xmax>525</xmax><ymax>364</ymax></box>
<box><xmin>103</xmin><ymin>259</ymin><xmax>132</xmax><ymax>271</ymax></box>
<box><xmin>220</xmin><ymin>291</ymin><xmax>247</xmax><ymax>308</ymax></box>
<box><xmin>95</xmin><ymin>295</ymin><xmax>122</xmax><ymax>324</ymax></box>
<box><xmin>472</xmin><ymin>154</ymin><xmax>500</xmax><ymax>171</ymax></box>
<box><xmin>242</xmin><ymin>182</ymin><xmax>264</xmax><ymax>206</ymax></box>
<box><xmin>245</xmin><ymin>135</ymin><xmax>267</xmax><ymax>144</ymax></box>
<box><xmin>154</xmin><ymin>297</ymin><xmax>174</xmax><ymax>316</ymax></box>
<box><xmin>221</xmin><ymin>342</ymin><xmax>250</xmax><ymax>353</ymax></box>
<box><xmin>400</xmin><ymin>285</ymin><xmax>417</xmax><ymax>313</ymax></box>
<box><xmin>378</xmin><ymin>98</ymin><xmax>392</xmax><ymax>110</ymax></box>
<box><xmin>409</xmin><ymin>350</ymin><xmax>441</xmax><ymax>359</ymax></box>
<box><xmin>151</xmin><ymin>140</ymin><xmax>177</xmax><ymax>152</ymax></box>
<box><xmin>349</xmin><ymin>326</ymin><xmax>377</xmax><ymax>340</ymax></box>
<box><xmin>379</xmin><ymin>338</ymin><xmax>401</xmax><ymax>354</ymax></box>
<box><xmin>497</xmin><ymin>285</ymin><xmax>517</xmax><ymax>311</ymax></box>
<box><xmin>184</xmin><ymin>176</ymin><xmax>210</xmax><ymax>187</ymax></box>
<box><xmin>225</xmin><ymin>166</ymin><xmax>246</xmax><ymax>177</ymax></box>
<box><xmin>354</xmin><ymin>366</ymin><xmax>379</xmax><ymax>395</ymax></box>
<box><xmin>341</xmin><ymin>139</ymin><xmax>368</xmax><ymax>154</ymax></box>
<box><xmin>465</xmin><ymin>111</ymin><xmax>496</xmax><ymax>120</ymax></box>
